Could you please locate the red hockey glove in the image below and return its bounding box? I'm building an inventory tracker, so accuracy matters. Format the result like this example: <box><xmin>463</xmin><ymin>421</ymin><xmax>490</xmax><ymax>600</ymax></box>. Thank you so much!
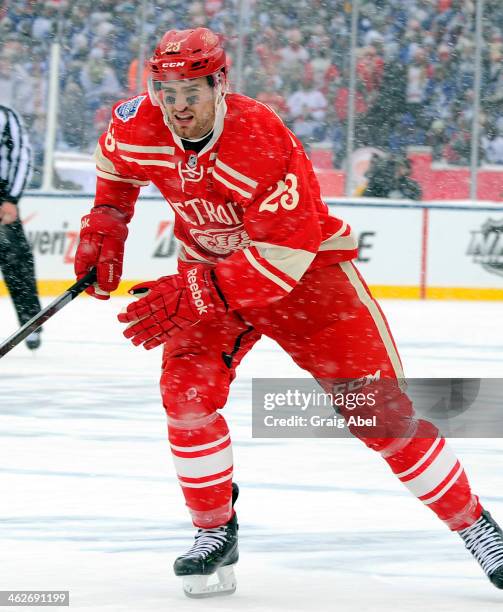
<box><xmin>74</xmin><ymin>206</ymin><xmax>128</xmax><ymax>300</ymax></box>
<box><xmin>117</xmin><ymin>265</ymin><xmax>228</xmax><ymax>350</ymax></box>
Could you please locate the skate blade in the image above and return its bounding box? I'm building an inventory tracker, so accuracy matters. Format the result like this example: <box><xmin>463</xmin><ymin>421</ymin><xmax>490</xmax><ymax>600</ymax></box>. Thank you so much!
<box><xmin>182</xmin><ymin>564</ymin><xmax>237</xmax><ymax>598</ymax></box>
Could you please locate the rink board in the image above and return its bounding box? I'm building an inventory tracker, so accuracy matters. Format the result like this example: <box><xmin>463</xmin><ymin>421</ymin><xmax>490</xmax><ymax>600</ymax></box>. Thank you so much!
<box><xmin>1</xmin><ymin>194</ymin><xmax>502</xmax><ymax>300</ymax></box>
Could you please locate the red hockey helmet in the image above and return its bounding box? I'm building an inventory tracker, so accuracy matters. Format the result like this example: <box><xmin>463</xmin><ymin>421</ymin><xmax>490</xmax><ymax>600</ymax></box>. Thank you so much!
<box><xmin>149</xmin><ymin>28</ymin><xmax>226</xmax><ymax>82</ymax></box>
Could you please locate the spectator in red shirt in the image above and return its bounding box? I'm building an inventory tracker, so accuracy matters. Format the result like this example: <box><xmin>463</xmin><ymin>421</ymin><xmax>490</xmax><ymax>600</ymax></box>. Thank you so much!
<box><xmin>330</xmin><ymin>75</ymin><xmax>368</xmax><ymax>123</ymax></box>
<box><xmin>438</xmin><ymin>0</ymin><xmax>452</xmax><ymax>12</ymax></box>
<box><xmin>356</xmin><ymin>46</ymin><xmax>384</xmax><ymax>103</ymax></box>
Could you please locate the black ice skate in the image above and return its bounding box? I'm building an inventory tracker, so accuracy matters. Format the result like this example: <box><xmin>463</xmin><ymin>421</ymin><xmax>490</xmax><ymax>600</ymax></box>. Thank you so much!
<box><xmin>174</xmin><ymin>482</ymin><xmax>239</xmax><ymax>598</ymax></box>
<box><xmin>458</xmin><ymin>509</ymin><xmax>503</xmax><ymax>589</ymax></box>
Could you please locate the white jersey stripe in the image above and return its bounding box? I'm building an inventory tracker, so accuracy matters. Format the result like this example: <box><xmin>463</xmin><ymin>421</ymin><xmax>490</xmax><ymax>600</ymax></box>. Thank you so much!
<box><xmin>120</xmin><ymin>155</ymin><xmax>175</xmax><ymax>168</ymax></box>
<box><xmin>329</xmin><ymin>221</ymin><xmax>347</xmax><ymax>239</ymax></box>
<box><xmin>319</xmin><ymin>234</ymin><xmax>358</xmax><ymax>251</ymax></box>
<box><xmin>94</xmin><ymin>143</ymin><xmax>118</xmax><ymax>174</ymax></box>
<box><xmin>96</xmin><ymin>169</ymin><xmax>150</xmax><ymax>186</ymax></box>
<box><xmin>319</xmin><ymin>225</ymin><xmax>358</xmax><ymax>251</ymax></box>
<box><xmin>251</xmin><ymin>241</ymin><xmax>315</xmax><ymax>282</ymax></box>
<box><xmin>215</xmin><ymin>158</ymin><xmax>258</xmax><ymax>188</ymax></box>
<box><xmin>172</xmin><ymin>444</ymin><xmax>233</xmax><ymax>479</ymax></box>
<box><xmin>243</xmin><ymin>248</ymin><xmax>295</xmax><ymax>292</ymax></box>
<box><xmin>339</xmin><ymin>261</ymin><xmax>404</xmax><ymax>380</ymax></box>
<box><xmin>400</xmin><ymin>444</ymin><xmax>458</xmax><ymax>499</ymax></box>
<box><xmin>117</xmin><ymin>142</ymin><xmax>175</xmax><ymax>154</ymax></box>
<box><xmin>179</xmin><ymin>472</ymin><xmax>233</xmax><ymax>489</ymax></box>
<box><xmin>170</xmin><ymin>433</ymin><xmax>230</xmax><ymax>453</ymax></box>
<box><xmin>212</xmin><ymin>168</ymin><xmax>253</xmax><ymax>199</ymax></box>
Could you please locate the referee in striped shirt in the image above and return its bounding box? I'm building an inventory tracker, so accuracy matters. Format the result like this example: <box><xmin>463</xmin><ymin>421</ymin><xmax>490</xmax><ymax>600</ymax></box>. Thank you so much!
<box><xmin>0</xmin><ymin>104</ymin><xmax>42</xmax><ymax>350</ymax></box>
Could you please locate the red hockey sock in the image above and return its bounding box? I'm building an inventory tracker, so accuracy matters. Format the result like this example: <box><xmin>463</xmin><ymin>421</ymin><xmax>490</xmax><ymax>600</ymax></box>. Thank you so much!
<box><xmin>168</xmin><ymin>411</ymin><xmax>234</xmax><ymax>528</ymax></box>
<box><xmin>381</xmin><ymin>420</ymin><xmax>482</xmax><ymax>530</ymax></box>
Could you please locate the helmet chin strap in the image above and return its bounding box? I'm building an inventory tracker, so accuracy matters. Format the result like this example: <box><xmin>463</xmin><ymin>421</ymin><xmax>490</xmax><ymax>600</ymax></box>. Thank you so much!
<box><xmin>148</xmin><ymin>73</ymin><xmax>228</xmax><ymax>144</ymax></box>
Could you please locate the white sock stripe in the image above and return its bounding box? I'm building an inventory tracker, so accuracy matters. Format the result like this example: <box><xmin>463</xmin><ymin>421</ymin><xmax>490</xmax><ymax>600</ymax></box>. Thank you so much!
<box><xmin>170</xmin><ymin>433</ymin><xmax>230</xmax><ymax>453</ymax></box>
<box><xmin>395</xmin><ymin>436</ymin><xmax>442</xmax><ymax>478</ymax></box>
<box><xmin>401</xmin><ymin>443</ymin><xmax>458</xmax><ymax>499</ymax></box>
<box><xmin>167</xmin><ymin>412</ymin><xmax>218</xmax><ymax>429</ymax></box>
<box><xmin>339</xmin><ymin>261</ymin><xmax>404</xmax><ymax>380</ymax></box>
<box><xmin>179</xmin><ymin>472</ymin><xmax>233</xmax><ymax>489</ymax></box>
<box><xmin>172</xmin><ymin>444</ymin><xmax>233</xmax><ymax>479</ymax></box>
<box><xmin>423</xmin><ymin>463</ymin><xmax>464</xmax><ymax>505</ymax></box>
<box><xmin>178</xmin><ymin>466</ymin><xmax>232</xmax><ymax>484</ymax></box>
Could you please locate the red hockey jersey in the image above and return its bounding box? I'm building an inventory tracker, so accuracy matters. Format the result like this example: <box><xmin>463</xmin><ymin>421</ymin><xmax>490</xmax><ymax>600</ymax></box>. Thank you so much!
<box><xmin>93</xmin><ymin>92</ymin><xmax>358</xmax><ymax>310</ymax></box>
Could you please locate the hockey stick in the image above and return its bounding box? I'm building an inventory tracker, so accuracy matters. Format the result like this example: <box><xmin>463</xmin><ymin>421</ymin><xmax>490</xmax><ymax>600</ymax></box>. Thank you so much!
<box><xmin>0</xmin><ymin>268</ymin><xmax>97</xmax><ymax>358</ymax></box>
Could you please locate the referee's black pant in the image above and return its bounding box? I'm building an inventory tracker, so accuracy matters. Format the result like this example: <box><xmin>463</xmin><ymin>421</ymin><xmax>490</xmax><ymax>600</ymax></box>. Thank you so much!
<box><xmin>0</xmin><ymin>219</ymin><xmax>41</xmax><ymax>326</ymax></box>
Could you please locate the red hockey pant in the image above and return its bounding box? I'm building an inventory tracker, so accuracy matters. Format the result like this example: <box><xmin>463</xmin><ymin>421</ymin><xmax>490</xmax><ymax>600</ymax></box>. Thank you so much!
<box><xmin>160</xmin><ymin>262</ymin><xmax>481</xmax><ymax>530</ymax></box>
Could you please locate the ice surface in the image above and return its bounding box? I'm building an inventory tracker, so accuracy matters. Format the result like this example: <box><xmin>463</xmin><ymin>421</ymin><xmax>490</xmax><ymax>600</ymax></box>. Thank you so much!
<box><xmin>1</xmin><ymin>296</ymin><xmax>503</xmax><ymax>611</ymax></box>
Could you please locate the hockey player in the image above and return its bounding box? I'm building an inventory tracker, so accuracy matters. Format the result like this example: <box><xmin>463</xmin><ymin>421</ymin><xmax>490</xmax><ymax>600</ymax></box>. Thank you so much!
<box><xmin>74</xmin><ymin>28</ymin><xmax>503</xmax><ymax>598</ymax></box>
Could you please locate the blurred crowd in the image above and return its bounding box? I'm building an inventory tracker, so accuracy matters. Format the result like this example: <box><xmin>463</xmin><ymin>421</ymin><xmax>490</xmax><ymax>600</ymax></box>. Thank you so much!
<box><xmin>2</xmin><ymin>0</ymin><xmax>503</xmax><ymax>188</ymax></box>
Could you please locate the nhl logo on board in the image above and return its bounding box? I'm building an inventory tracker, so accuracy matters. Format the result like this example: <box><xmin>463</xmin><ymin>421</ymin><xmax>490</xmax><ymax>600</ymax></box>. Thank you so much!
<box><xmin>466</xmin><ymin>218</ymin><xmax>503</xmax><ymax>277</ymax></box>
<box><xmin>187</xmin><ymin>154</ymin><xmax>198</xmax><ymax>169</ymax></box>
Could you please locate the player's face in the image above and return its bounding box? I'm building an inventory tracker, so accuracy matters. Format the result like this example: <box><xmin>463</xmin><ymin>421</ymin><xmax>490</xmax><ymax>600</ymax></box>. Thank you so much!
<box><xmin>156</xmin><ymin>77</ymin><xmax>216</xmax><ymax>139</ymax></box>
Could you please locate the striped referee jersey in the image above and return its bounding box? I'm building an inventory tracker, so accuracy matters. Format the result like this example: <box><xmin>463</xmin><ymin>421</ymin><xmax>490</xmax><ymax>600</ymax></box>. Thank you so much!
<box><xmin>0</xmin><ymin>105</ymin><xmax>31</xmax><ymax>205</ymax></box>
